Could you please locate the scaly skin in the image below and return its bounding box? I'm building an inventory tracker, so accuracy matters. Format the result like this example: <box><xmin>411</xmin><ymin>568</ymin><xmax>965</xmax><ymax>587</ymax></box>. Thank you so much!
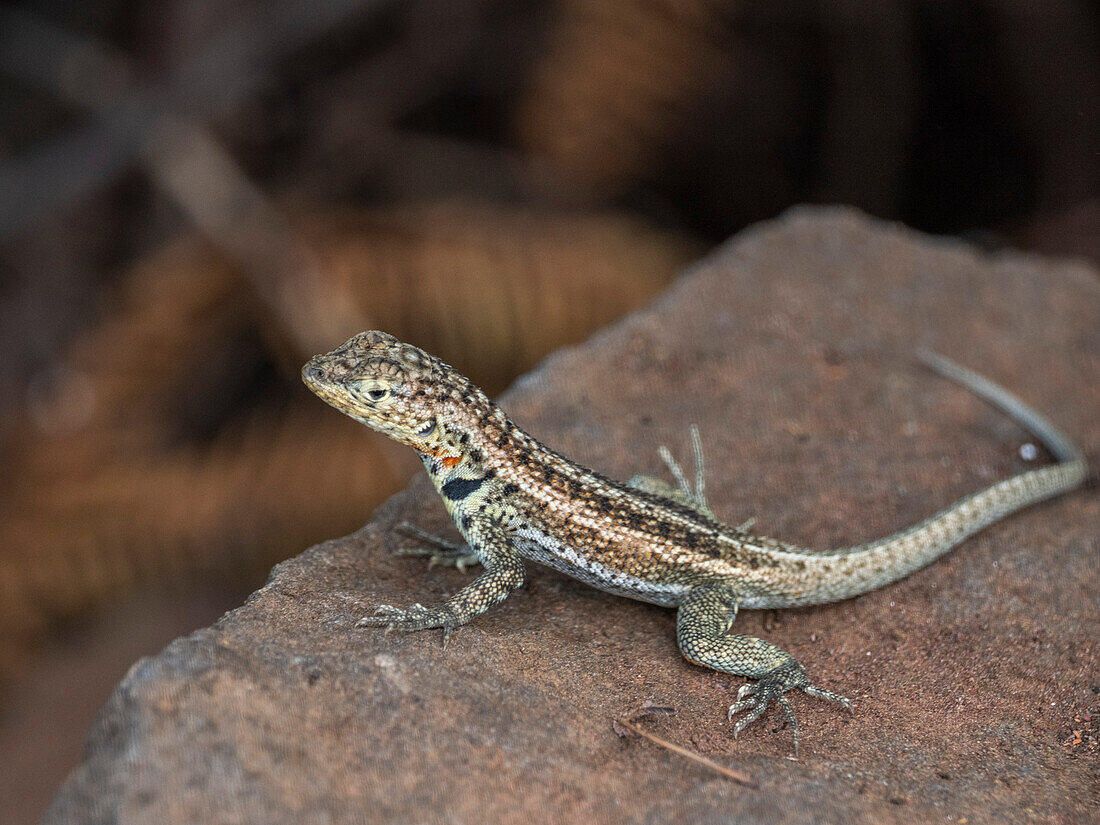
<box><xmin>302</xmin><ymin>331</ymin><xmax>1087</xmax><ymax>754</ymax></box>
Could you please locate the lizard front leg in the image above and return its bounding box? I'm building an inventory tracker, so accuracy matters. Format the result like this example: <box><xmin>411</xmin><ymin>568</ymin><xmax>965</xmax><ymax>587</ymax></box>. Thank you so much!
<box><xmin>676</xmin><ymin>583</ymin><xmax>852</xmax><ymax>755</ymax></box>
<box><xmin>358</xmin><ymin>512</ymin><xmax>523</xmax><ymax>634</ymax></box>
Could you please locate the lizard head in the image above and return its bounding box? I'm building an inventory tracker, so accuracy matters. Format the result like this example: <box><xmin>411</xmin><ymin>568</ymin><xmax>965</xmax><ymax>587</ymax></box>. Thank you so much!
<box><xmin>302</xmin><ymin>330</ymin><xmax>485</xmax><ymax>457</ymax></box>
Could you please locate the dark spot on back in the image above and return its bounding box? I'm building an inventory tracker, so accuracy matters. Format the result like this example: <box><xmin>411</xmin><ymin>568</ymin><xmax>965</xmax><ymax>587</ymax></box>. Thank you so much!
<box><xmin>442</xmin><ymin>476</ymin><xmax>483</xmax><ymax>501</ymax></box>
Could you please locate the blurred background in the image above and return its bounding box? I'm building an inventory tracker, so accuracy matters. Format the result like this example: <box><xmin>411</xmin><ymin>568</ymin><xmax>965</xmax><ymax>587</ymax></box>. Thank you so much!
<box><xmin>0</xmin><ymin>0</ymin><xmax>1097</xmax><ymax>819</ymax></box>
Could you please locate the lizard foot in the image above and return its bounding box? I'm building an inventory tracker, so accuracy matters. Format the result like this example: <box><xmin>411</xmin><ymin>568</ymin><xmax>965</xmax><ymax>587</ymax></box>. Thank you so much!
<box><xmin>357</xmin><ymin>602</ymin><xmax>457</xmax><ymax>632</ymax></box>
<box><xmin>728</xmin><ymin>660</ymin><xmax>853</xmax><ymax>756</ymax></box>
<box><xmin>393</xmin><ymin>522</ymin><xmax>481</xmax><ymax>572</ymax></box>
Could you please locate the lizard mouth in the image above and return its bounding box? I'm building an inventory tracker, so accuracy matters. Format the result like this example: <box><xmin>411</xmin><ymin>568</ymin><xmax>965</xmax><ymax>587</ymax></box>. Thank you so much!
<box><xmin>301</xmin><ymin>360</ymin><xmax>326</xmax><ymax>387</ymax></box>
<box><xmin>301</xmin><ymin>359</ymin><xmax>345</xmax><ymax>410</ymax></box>
<box><xmin>300</xmin><ymin>359</ymin><xmax>332</xmax><ymax>398</ymax></box>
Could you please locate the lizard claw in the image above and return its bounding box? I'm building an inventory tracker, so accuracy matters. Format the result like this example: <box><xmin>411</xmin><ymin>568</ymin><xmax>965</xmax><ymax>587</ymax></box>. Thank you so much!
<box><xmin>356</xmin><ymin>602</ymin><xmax>456</xmax><ymax>631</ymax></box>
<box><xmin>727</xmin><ymin>660</ymin><xmax>851</xmax><ymax>755</ymax></box>
<box><xmin>728</xmin><ymin>696</ymin><xmax>757</xmax><ymax>716</ymax></box>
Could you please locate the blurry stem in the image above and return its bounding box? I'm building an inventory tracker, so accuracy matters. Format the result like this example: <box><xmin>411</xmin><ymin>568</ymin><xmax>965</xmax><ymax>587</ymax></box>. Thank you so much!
<box><xmin>0</xmin><ymin>0</ymin><xmax>385</xmax><ymax>240</ymax></box>
<box><xmin>142</xmin><ymin>119</ymin><xmax>370</xmax><ymax>362</ymax></box>
<box><xmin>0</xmin><ymin>8</ymin><xmax>371</xmax><ymax>365</ymax></box>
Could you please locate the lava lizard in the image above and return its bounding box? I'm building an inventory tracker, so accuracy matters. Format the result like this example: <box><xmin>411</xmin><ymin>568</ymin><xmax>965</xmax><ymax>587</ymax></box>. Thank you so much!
<box><xmin>302</xmin><ymin>331</ymin><xmax>1086</xmax><ymax>753</ymax></box>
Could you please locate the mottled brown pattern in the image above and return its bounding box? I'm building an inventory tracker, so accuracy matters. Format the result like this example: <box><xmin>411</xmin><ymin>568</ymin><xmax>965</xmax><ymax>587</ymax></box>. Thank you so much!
<box><xmin>302</xmin><ymin>331</ymin><xmax>1086</xmax><ymax>751</ymax></box>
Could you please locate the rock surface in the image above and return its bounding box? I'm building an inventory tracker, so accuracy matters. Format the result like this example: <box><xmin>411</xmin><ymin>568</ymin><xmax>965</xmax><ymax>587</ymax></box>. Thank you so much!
<box><xmin>45</xmin><ymin>208</ymin><xmax>1099</xmax><ymax>824</ymax></box>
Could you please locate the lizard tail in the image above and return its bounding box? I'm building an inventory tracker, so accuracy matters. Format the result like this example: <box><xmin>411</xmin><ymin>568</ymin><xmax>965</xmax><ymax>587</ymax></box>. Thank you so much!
<box><xmin>915</xmin><ymin>349</ymin><xmax>1084</xmax><ymax>465</ymax></box>
<box><xmin>799</xmin><ymin>352</ymin><xmax>1087</xmax><ymax>604</ymax></box>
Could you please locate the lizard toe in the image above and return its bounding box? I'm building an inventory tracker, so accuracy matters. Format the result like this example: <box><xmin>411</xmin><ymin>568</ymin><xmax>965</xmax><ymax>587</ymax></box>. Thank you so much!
<box><xmin>728</xmin><ymin>695</ymin><xmax>758</xmax><ymax>717</ymax></box>
<box><xmin>356</xmin><ymin>603</ymin><xmax>456</xmax><ymax>631</ymax></box>
<box><xmin>726</xmin><ymin>660</ymin><xmax>811</xmax><ymax>750</ymax></box>
<box><xmin>731</xmin><ymin>696</ymin><xmax>771</xmax><ymax>737</ymax></box>
<box><xmin>802</xmin><ymin>683</ymin><xmax>854</xmax><ymax>712</ymax></box>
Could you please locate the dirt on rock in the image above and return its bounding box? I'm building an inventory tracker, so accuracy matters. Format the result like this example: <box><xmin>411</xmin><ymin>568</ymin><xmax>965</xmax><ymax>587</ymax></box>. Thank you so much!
<box><xmin>44</xmin><ymin>207</ymin><xmax>1100</xmax><ymax>824</ymax></box>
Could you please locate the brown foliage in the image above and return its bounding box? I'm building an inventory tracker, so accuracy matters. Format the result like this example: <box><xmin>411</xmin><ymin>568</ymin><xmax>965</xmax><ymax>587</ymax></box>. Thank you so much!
<box><xmin>515</xmin><ymin>0</ymin><xmax>735</xmax><ymax>199</ymax></box>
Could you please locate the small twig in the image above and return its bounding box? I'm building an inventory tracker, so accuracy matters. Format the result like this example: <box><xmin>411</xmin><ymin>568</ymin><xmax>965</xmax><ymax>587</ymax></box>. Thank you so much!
<box><xmin>614</xmin><ymin>714</ymin><xmax>757</xmax><ymax>788</ymax></box>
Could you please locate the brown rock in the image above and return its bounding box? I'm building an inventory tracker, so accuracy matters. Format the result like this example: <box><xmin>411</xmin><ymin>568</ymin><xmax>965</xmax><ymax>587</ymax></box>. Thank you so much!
<box><xmin>44</xmin><ymin>208</ymin><xmax>1100</xmax><ymax>824</ymax></box>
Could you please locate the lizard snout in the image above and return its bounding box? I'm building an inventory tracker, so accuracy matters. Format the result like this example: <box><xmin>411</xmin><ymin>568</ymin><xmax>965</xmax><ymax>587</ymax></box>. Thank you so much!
<box><xmin>301</xmin><ymin>361</ymin><xmax>326</xmax><ymax>385</ymax></box>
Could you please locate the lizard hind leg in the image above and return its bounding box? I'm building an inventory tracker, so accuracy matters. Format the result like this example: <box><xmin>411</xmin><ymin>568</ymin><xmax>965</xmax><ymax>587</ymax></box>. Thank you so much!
<box><xmin>675</xmin><ymin>583</ymin><xmax>852</xmax><ymax>755</ymax></box>
<box><xmin>628</xmin><ymin>426</ymin><xmax>756</xmax><ymax>533</ymax></box>
<box><xmin>628</xmin><ymin>424</ymin><xmax>722</xmax><ymax>521</ymax></box>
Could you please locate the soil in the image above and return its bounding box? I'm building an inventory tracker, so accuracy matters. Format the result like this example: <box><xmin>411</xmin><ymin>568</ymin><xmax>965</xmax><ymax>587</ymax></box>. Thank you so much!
<box><xmin>44</xmin><ymin>207</ymin><xmax>1100</xmax><ymax>824</ymax></box>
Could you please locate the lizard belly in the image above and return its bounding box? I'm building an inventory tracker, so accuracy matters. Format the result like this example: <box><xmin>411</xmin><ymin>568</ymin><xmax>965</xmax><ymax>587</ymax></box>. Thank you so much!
<box><xmin>509</xmin><ymin>523</ymin><xmax>688</xmax><ymax>607</ymax></box>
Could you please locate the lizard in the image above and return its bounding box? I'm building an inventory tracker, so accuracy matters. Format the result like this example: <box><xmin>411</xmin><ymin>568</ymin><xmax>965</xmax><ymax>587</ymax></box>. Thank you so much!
<box><xmin>301</xmin><ymin>330</ymin><xmax>1087</xmax><ymax>754</ymax></box>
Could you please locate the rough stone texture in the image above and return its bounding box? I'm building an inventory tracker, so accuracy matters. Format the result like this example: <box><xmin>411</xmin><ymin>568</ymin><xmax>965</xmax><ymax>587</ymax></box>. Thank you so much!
<box><xmin>45</xmin><ymin>208</ymin><xmax>1099</xmax><ymax>824</ymax></box>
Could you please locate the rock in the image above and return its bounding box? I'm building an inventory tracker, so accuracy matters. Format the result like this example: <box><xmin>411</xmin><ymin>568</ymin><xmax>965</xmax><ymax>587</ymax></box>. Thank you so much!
<box><xmin>44</xmin><ymin>207</ymin><xmax>1099</xmax><ymax>824</ymax></box>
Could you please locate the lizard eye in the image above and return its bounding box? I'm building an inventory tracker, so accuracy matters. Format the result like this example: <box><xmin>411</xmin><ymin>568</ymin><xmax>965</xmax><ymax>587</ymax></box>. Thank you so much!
<box><xmin>416</xmin><ymin>419</ymin><xmax>436</xmax><ymax>437</ymax></box>
<box><xmin>366</xmin><ymin>388</ymin><xmax>388</xmax><ymax>402</ymax></box>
